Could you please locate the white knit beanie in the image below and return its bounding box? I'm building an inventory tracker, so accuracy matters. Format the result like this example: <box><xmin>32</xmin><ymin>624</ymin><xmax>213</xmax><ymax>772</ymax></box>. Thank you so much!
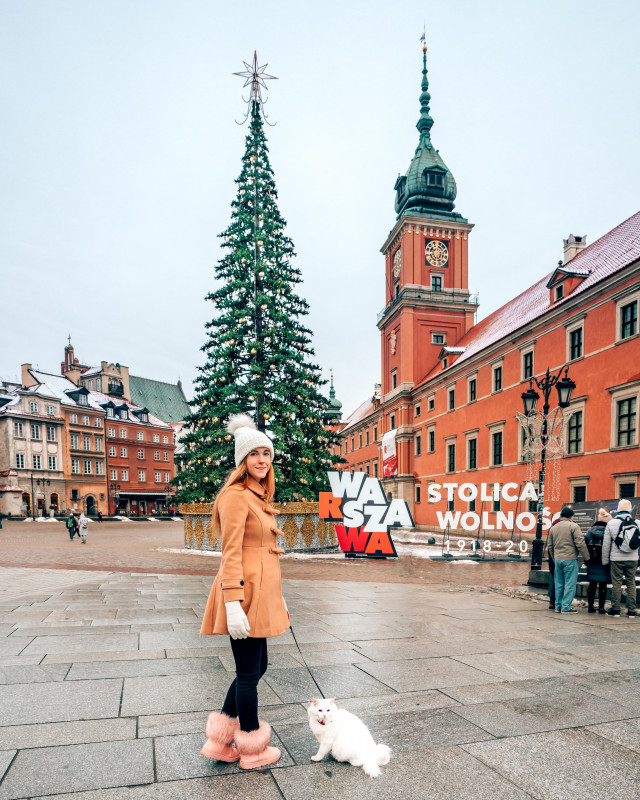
<box><xmin>227</xmin><ymin>414</ymin><xmax>274</xmax><ymax>467</ymax></box>
<box><xmin>617</xmin><ymin>498</ymin><xmax>632</xmax><ymax>514</ymax></box>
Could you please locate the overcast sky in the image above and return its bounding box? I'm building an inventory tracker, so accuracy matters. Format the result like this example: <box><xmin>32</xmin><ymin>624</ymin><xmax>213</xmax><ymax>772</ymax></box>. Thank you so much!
<box><xmin>1</xmin><ymin>0</ymin><xmax>639</xmax><ymax>418</ymax></box>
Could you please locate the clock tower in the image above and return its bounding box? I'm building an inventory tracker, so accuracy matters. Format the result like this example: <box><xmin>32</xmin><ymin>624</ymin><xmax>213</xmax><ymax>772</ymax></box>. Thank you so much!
<box><xmin>377</xmin><ymin>39</ymin><xmax>478</xmax><ymax>500</ymax></box>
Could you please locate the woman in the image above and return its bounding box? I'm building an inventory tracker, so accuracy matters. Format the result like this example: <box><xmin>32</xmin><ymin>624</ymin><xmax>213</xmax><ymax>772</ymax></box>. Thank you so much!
<box><xmin>200</xmin><ymin>414</ymin><xmax>289</xmax><ymax>770</ymax></box>
<box><xmin>78</xmin><ymin>512</ymin><xmax>88</xmax><ymax>544</ymax></box>
<box><xmin>585</xmin><ymin>508</ymin><xmax>612</xmax><ymax>613</ymax></box>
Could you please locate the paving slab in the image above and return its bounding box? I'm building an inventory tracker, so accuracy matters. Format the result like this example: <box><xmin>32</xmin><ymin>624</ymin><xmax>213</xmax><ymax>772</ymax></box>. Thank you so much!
<box><xmin>0</xmin><ymin>739</ymin><xmax>153</xmax><ymax>800</ymax></box>
<box><xmin>42</xmin><ymin>649</ymin><xmax>166</xmax><ymax>664</ymax></box>
<box><xmin>337</xmin><ymin>689</ymin><xmax>459</xmax><ymax>716</ymax></box>
<box><xmin>0</xmin><ymin>718</ymin><xmax>135</xmax><ymax>751</ymax></box>
<box><xmin>453</xmin><ymin>688</ymin><xmax>632</xmax><ymax>737</ymax></box>
<box><xmin>271</xmin><ymin>744</ymin><xmax>531</xmax><ymax>800</ymax></box>
<box><xmin>33</xmin><ymin>772</ymin><xmax>283</xmax><ymax>799</ymax></box>
<box><xmin>120</xmin><ymin>673</ymin><xmax>281</xmax><ymax>716</ymax></box>
<box><xmin>464</xmin><ymin>728</ymin><xmax>640</xmax><ymax>800</ymax></box>
<box><xmin>356</xmin><ymin>656</ymin><xmax>504</xmax><ymax>692</ymax></box>
<box><xmin>264</xmin><ymin>664</ymin><xmax>393</xmax><ymax>703</ymax></box>
<box><xmin>587</xmin><ymin>717</ymin><xmax>640</xmax><ymax>753</ymax></box>
<box><xmin>0</xmin><ymin>678</ymin><xmax>122</xmax><ymax>726</ymax></box>
<box><xmin>20</xmin><ymin>633</ymin><xmax>139</xmax><ymax>655</ymax></box>
<box><xmin>451</xmin><ymin>647</ymin><xmax>593</xmax><ymax>680</ymax></box>
<box><xmin>439</xmin><ymin>681</ymin><xmax>536</xmax><ymax>705</ymax></box>
<box><xmin>0</xmin><ymin>663</ymin><xmax>69</xmax><ymax>685</ymax></box>
<box><xmin>66</xmin><ymin>656</ymin><xmax>224</xmax><ymax>680</ymax></box>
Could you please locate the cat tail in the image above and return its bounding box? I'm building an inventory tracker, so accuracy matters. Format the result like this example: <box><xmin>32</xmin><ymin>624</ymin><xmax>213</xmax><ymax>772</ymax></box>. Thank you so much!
<box><xmin>376</xmin><ymin>744</ymin><xmax>391</xmax><ymax>765</ymax></box>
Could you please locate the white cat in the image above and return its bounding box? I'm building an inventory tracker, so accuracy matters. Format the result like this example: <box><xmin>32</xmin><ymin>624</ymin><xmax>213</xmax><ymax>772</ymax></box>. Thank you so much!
<box><xmin>307</xmin><ymin>697</ymin><xmax>391</xmax><ymax>778</ymax></box>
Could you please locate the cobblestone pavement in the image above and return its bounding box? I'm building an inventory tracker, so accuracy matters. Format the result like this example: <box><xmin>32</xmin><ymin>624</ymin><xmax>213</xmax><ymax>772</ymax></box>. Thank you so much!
<box><xmin>0</xmin><ymin>520</ymin><xmax>529</xmax><ymax>586</ymax></box>
<box><xmin>1</xmin><ymin>569</ymin><xmax>640</xmax><ymax>799</ymax></box>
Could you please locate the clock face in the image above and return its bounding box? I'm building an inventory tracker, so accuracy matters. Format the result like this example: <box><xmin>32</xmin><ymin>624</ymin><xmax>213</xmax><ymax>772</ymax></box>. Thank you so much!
<box><xmin>393</xmin><ymin>248</ymin><xmax>401</xmax><ymax>278</ymax></box>
<box><xmin>425</xmin><ymin>240</ymin><xmax>448</xmax><ymax>268</ymax></box>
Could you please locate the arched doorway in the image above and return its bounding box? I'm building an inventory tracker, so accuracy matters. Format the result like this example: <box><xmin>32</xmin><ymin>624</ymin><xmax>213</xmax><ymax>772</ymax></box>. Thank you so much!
<box><xmin>86</xmin><ymin>496</ymin><xmax>96</xmax><ymax>516</ymax></box>
<box><xmin>50</xmin><ymin>493</ymin><xmax>59</xmax><ymax>513</ymax></box>
<box><xmin>22</xmin><ymin>492</ymin><xmax>30</xmax><ymax>516</ymax></box>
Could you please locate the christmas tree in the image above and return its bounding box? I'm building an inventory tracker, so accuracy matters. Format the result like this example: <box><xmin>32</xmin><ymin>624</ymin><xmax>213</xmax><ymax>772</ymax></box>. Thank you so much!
<box><xmin>175</xmin><ymin>55</ymin><xmax>342</xmax><ymax>503</ymax></box>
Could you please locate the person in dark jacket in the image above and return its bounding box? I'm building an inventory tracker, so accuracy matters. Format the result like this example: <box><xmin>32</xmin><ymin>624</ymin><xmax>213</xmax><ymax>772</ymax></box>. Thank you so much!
<box><xmin>585</xmin><ymin>508</ymin><xmax>612</xmax><ymax>613</ymax></box>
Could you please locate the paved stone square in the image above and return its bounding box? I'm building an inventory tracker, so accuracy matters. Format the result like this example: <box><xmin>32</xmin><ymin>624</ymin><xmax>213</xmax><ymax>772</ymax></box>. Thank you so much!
<box><xmin>1</xmin><ymin>565</ymin><xmax>640</xmax><ymax>799</ymax></box>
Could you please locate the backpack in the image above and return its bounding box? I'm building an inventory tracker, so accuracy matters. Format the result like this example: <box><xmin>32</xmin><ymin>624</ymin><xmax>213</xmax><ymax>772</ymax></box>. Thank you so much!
<box><xmin>67</xmin><ymin>517</ymin><xmax>74</xmax><ymax>529</ymax></box>
<box><xmin>614</xmin><ymin>517</ymin><xmax>640</xmax><ymax>553</ymax></box>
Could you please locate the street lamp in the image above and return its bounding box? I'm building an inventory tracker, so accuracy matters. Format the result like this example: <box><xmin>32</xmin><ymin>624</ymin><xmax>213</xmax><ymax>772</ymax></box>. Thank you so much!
<box><xmin>522</xmin><ymin>366</ymin><xmax>576</xmax><ymax>570</ymax></box>
<box><xmin>164</xmin><ymin>485</ymin><xmax>171</xmax><ymax>516</ymax></box>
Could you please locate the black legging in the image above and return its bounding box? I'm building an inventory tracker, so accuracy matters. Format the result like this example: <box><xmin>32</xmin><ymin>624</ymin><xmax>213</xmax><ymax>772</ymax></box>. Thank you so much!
<box><xmin>587</xmin><ymin>581</ymin><xmax>607</xmax><ymax>609</ymax></box>
<box><xmin>221</xmin><ymin>637</ymin><xmax>268</xmax><ymax>732</ymax></box>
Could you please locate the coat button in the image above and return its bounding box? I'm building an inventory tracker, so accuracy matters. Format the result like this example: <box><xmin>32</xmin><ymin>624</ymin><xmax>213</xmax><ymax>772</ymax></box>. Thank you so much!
<box><xmin>240</xmin><ymin>580</ymin><xmax>244</xmax><ymax>586</ymax></box>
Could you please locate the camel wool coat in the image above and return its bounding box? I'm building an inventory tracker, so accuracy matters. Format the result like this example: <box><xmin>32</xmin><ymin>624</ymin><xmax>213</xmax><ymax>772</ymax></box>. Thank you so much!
<box><xmin>200</xmin><ymin>476</ymin><xmax>290</xmax><ymax>639</ymax></box>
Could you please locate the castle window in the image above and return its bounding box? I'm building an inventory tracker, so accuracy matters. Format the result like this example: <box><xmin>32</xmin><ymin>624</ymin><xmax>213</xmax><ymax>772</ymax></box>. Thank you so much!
<box><xmin>448</xmin><ymin>388</ymin><xmax>455</xmax><ymax>410</ymax></box>
<box><xmin>568</xmin><ymin>411</ymin><xmax>583</xmax><ymax>454</ymax></box>
<box><xmin>555</xmin><ymin>284</ymin><xmax>564</xmax><ymax>301</ymax></box>
<box><xmin>432</xmin><ymin>333</ymin><xmax>445</xmax><ymax>345</ymax></box>
<box><xmin>447</xmin><ymin>443</ymin><xmax>456</xmax><ymax>473</ymax></box>
<box><xmin>427</xmin><ymin>172</ymin><xmax>444</xmax><ymax>187</ymax></box>
<box><xmin>493</xmin><ymin>366</ymin><xmax>503</xmax><ymax>392</ymax></box>
<box><xmin>431</xmin><ymin>275</ymin><xmax>443</xmax><ymax>292</ymax></box>
<box><xmin>621</xmin><ymin>300</ymin><xmax>638</xmax><ymax>339</ymax></box>
<box><xmin>392</xmin><ymin>370</ymin><xmax>397</xmax><ymax>390</ymax></box>
<box><xmin>522</xmin><ymin>350</ymin><xmax>534</xmax><ymax>381</ymax></box>
<box><xmin>468</xmin><ymin>378</ymin><xmax>477</xmax><ymax>403</ymax></box>
<box><xmin>468</xmin><ymin>438</ymin><xmax>477</xmax><ymax>470</ymax></box>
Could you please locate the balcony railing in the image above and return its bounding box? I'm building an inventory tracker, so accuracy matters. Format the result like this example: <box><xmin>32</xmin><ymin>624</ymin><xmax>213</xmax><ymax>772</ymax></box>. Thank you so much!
<box><xmin>377</xmin><ymin>287</ymin><xmax>479</xmax><ymax>324</ymax></box>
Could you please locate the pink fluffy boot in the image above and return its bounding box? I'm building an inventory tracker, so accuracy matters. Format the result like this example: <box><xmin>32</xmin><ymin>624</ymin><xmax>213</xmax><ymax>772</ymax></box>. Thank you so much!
<box><xmin>200</xmin><ymin>711</ymin><xmax>240</xmax><ymax>762</ymax></box>
<box><xmin>234</xmin><ymin>720</ymin><xmax>281</xmax><ymax>769</ymax></box>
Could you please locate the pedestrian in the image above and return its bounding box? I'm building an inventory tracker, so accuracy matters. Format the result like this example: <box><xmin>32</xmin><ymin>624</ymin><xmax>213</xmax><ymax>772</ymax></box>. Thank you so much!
<box><xmin>585</xmin><ymin>508</ymin><xmax>612</xmax><ymax>613</ymax></box>
<box><xmin>547</xmin><ymin>506</ymin><xmax>590</xmax><ymax>613</ymax></box>
<box><xmin>602</xmin><ymin>499</ymin><xmax>640</xmax><ymax>617</ymax></box>
<box><xmin>545</xmin><ymin>512</ymin><xmax>561</xmax><ymax>610</ymax></box>
<box><xmin>200</xmin><ymin>414</ymin><xmax>289</xmax><ymax>770</ymax></box>
<box><xmin>66</xmin><ymin>512</ymin><xmax>77</xmax><ymax>541</ymax></box>
<box><xmin>97</xmin><ymin>510</ymin><xmax>103</xmax><ymax>523</ymax></box>
<box><xmin>78</xmin><ymin>512</ymin><xmax>88</xmax><ymax>544</ymax></box>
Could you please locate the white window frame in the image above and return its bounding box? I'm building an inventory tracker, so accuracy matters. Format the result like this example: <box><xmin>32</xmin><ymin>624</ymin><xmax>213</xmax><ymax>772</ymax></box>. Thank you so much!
<box><xmin>427</xmin><ymin>394</ymin><xmax>435</xmax><ymax>411</ymax></box>
<box><xmin>566</xmin><ymin>316</ymin><xmax>586</xmax><ymax>363</ymax></box>
<box><xmin>431</xmin><ymin>332</ymin><xmax>446</xmax><ymax>345</ymax></box>
<box><xmin>164</xmin><ymin>472</ymin><xmax>170</xmax><ymax>482</ymax></box>
<box><xmin>155</xmin><ymin>472</ymin><xmax>162</xmax><ymax>483</ymax></box>
<box><xmin>95</xmin><ymin>437</ymin><xmax>102</xmax><ymax>452</ymax></box>
<box><xmin>137</xmin><ymin>432</ymin><xmax>144</xmax><ymax>441</ymax></box>
<box><xmin>153</xmin><ymin>434</ymin><xmax>160</xmax><ymax>443</ymax></box>
<box><xmin>521</xmin><ymin>346</ymin><xmax>535</xmax><ymax>382</ymax></box>
<box><xmin>139</xmin><ymin>471</ymin><xmax>146</xmax><ymax>482</ymax></box>
<box><xmin>70</xmin><ymin>434</ymin><xmax>79</xmax><ymax>450</ymax></box>
<box><xmin>487</xmin><ymin>421</ymin><xmax>506</xmax><ymax>467</ymax></box>
<box><xmin>467</xmin><ymin>373</ymin><xmax>478</xmax><ymax>404</ymax></box>
<box><xmin>427</xmin><ymin>424</ymin><xmax>436</xmax><ymax>453</ymax></box>
<box><xmin>121</xmin><ymin>469</ymin><xmax>128</xmax><ymax>481</ymax></box>
<box><xmin>48</xmin><ymin>455</ymin><xmax>57</xmax><ymax>471</ymax></box>
<box><xmin>46</xmin><ymin>425</ymin><xmax>56</xmax><ymax>442</ymax></box>
<box><xmin>616</xmin><ymin>289</ymin><xmax>640</xmax><ymax>342</ymax></box>
<box><xmin>94</xmin><ymin>417</ymin><xmax>102</xmax><ymax>428</ymax></box>
<box><xmin>82</xmin><ymin>415</ymin><xmax>90</xmax><ymax>426</ymax></box>
<box><xmin>615</xmin><ymin>474</ymin><xmax>638</xmax><ymax>499</ymax></box>
<box><xmin>16</xmin><ymin>453</ymin><xmax>25</xmax><ymax>469</ymax></box>
<box><xmin>610</xmin><ymin>381</ymin><xmax>640</xmax><ymax>449</ymax></box>
<box><xmin>162</xmin><ymin>435</ymin><xmax>168</xmax><ymax>444</ymax></box>
<box><xmin>154</xmin><ymin>451</ymin><xmax>160</xmax><ymax>460</ymax></box>
<box><xmin>138</xmin><ymin>449</ymin><xmax>144</xmax><ymax>459</ymax></box>
<box><xmin>109</xmin><ymin>446</ymin><xmax>116</xmax><ymax>457</ymax></box>
<box><xmin>569</xmin><ymin>478</ymin><xmax>589</xmax><ymax>503</ymax></box>
<box><xmin>120</xmin><ymin>447</ymin><xmax>127</xmax><ymax>457</ymax></box>
<box><xmin>492</xmin><ymin>359</ymin><xmax>504</xmax><ymax>393</ymax></box>
<box><xmin>163</xmin><ymin>451</ymin><xmax>169</xmax><ymax>461</ymax></box>
<box><xmin>70</xmin><ymin>413</ymin><xmax>78</xmax><ymax>424</ymax></box>
<box><xmin>83</xmin><ymin>436</ymin><xmax>91</xmax><ymax>451</ymax></box>
<box><xmin>430</xmin><ymin>270</ymin><xmax>444</xmax><ymax>292</ymax></box>
<box><xmin>31</xmin><ymin>424</ymin><xmax>41</xmax><ymax>440</ymax></box>
<box><xmin>110</xmin><ymin>468</ymin><xmax>117</xmax><ymax>480</ymax></box>
<box><xmin>120</xmin><ymin>429</ymin><xmax>127</xmax><ymax>439</ymax></box>
<box><xmin>565</xmin><ymin>400</ymin><xmax>586</xmax><ymax>455</ymax></box>
<box><xmin>96</xmin><ymin>461</ymin><xmax>104</xmax><ymax>476</ymax></box>
<box><xmin>108</xmin><ymin>427</ymin><xmax>116</xmax><ymax>437</ymax></box>
<box><xmin>84</xmin><ymin>460</ymin><xmax>92</xmax><ymax>475</ymax></box>
<box><xmin>71</xmin><ymin>458</ymin><xmax>80</xmax><ymax>475</ymax></box>
<box><xmin>465</xmin><ymin>429</ymin><xmax>479</xmax><ymax>470</ymax></box>
<box><xmin>30</xmin><ymin>401</ymin><xmax>38</xmax><ymax>413</ymax></box>
<box><xmin>46</xmin><ymin>405</ymin><xmax>55</xmax><ymax>416</ymax></box>
<box><xmin>14</xmin><ymin>421</ymin><xmax>24</xmax><ymax>437</ymax></box>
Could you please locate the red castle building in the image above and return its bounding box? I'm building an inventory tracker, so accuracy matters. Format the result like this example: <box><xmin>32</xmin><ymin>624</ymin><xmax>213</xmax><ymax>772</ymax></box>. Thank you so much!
<box><xmin>338</xmin><ymin>43</ymin><xmax>640</xmax><ymax>531</ymax></box>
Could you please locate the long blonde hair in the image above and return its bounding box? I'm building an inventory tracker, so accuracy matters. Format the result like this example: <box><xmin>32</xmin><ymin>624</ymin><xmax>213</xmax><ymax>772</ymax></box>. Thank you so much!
<box><xmin>211</xmin><ymin>458</ymin><xmax>275</xmax><ymax>535</ymax></box>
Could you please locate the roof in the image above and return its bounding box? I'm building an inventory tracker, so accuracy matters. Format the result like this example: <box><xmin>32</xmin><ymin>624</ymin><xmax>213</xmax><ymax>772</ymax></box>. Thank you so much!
<box><xmin>418</xmin><ymin>210</ymin><xmax>640</xmax><ymax>385</ymax></box>
<box><xmin>341</xmin><ymin>397</ymin><xmax>377</xmax><ymax>432</ymax></box>
<box><xmin>26</xmin><ymin>370</ymin><xmax>172</xmax><ymax>429</ymax></box>
<box><xmin>129</xmin><ymin>375</ymin><xmax>191</xmax><ymax>425</ymax></box>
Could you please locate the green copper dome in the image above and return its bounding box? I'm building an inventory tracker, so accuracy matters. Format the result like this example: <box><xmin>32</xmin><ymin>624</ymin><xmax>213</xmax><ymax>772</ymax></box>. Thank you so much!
<box><xmin>394</xmin><ymin>46</ymin><xmax>466</xmax><ymax>223</ymax></box>
<box><xmin>325</xmin><ymin>373</ymin><xmax>342</xmax><ymax>422</ymax></box>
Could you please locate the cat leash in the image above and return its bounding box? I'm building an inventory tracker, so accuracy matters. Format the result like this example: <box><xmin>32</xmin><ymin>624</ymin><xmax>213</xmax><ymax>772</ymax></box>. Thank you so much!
<box><xmin>289</xmin><ymin>623</ymin><xmax>326</xmax><ymax>699</ymax></box>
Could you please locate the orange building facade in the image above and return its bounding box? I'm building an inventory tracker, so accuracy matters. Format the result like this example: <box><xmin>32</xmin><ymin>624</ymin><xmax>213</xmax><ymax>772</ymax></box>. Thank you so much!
<box><xmin>338</xmin><ymin>44</ymin><xmax>640</xmax><ymax>531</ymax></box>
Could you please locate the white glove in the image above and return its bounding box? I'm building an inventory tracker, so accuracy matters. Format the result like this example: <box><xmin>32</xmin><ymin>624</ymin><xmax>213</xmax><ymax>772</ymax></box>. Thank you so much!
<box><xmin>225</xmin><ymin>601</ymin><xmax>250</xmax><ymax>640</ymax></box>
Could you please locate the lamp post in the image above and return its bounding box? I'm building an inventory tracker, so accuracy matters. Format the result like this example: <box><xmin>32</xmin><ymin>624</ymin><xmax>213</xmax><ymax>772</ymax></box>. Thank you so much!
<box><xmin>36</xmin><ymin>478</ymin><xmax>51</xmax><ymax>515</ymax></box>
<box><xmin>522</xmin><ymin>366</ymin><xmax>576</xmax><ymax>570</ymax></box>
<box><xmin>164</xmin><ymin>485</ymin><xmax>171</xmax><ymax>516</ymax></box>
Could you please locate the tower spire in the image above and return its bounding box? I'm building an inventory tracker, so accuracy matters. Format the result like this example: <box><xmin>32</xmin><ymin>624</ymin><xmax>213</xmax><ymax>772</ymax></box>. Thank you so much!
<box><xmin>417</xmin><ymin>36</ymin><xmax>434</xmax><ymax>141</ymax></box>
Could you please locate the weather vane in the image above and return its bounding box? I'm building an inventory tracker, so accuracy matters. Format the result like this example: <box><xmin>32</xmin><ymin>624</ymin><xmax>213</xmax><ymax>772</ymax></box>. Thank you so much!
<box><xmin>233</xmin><ymin>51</ymin><xmax>278</xmax><ymax>124</ymax></box>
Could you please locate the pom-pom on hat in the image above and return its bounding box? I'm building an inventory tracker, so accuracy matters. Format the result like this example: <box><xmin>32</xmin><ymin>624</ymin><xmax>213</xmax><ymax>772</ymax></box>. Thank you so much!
<box><xmin>598</xmin><ymin>508</ymin><xmax>613</xmax><ymax>523</ymax></box>
<box><xmin>227</xmin><ymin>414</ymin><xmax>274</xmax><ymax>468</ymax></box>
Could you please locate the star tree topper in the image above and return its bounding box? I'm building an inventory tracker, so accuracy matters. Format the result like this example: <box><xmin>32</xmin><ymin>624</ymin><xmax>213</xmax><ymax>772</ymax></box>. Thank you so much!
<box><xmin>233</xmin><ymin>51</ymin><xmax>277</xmax><ymax>122</ymax></box>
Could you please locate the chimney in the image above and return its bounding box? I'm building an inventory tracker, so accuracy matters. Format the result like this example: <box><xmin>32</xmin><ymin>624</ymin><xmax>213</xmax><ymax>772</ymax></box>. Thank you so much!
<box><xmin>563</xmin><ymin>234</ymin><xmax>587</xmax><ymax>264</ymax></box>
<box><xmin>21</xmin><ymin>364</ymin><xmax>36</xmax><ymax>388</ymax></box>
